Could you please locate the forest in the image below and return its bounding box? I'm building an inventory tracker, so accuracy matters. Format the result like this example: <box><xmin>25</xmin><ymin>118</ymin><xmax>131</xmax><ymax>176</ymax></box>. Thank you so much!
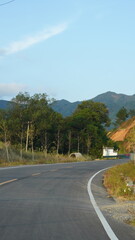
<box><xmin>0</xmin><ymin>92</ymin><xmax>115</xmax><ymax>162</ymax></box>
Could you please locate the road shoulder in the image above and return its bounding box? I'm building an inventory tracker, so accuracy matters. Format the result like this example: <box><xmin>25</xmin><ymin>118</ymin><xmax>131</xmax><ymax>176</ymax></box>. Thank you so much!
<box><xmin>91</xmin><ymin>169</ymin><xmax>135</xmax><ymax>227</ymax></box>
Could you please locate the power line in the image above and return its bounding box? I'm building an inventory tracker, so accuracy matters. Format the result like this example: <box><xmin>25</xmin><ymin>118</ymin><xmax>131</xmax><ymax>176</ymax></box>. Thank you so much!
<box><xmin>0</xmin><ymin>0</ymin><xmax>15</xmax><ymax>6</ymax></box>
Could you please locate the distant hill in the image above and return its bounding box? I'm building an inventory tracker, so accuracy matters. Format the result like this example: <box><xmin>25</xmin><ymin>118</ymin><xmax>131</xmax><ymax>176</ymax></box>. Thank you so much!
<box><xmin>0</xmin><ymin>100</ymin><xmax>13</xmax><ymax>109</ymax></box>
<box><xmin>1</xmin><ymin>92</ymin><xmax>135</xmax><ymax>122</ymax></box>
<box><xmin>92</xmin><ymin>91</ymin><xmax>135</xmax><ymax>122</ymax></box>
<box><xmin>51</xmin><ymin>91</ymin><xmax>135</xmax><ymax>121</ymax></box>
<box><xmin>50</xmin><ymin>99</ymin><xmax>81</xmax><ymax>117</ymax></box>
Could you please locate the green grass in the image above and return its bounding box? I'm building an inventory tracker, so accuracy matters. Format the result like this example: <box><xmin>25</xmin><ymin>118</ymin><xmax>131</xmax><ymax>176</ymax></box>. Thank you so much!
<box><xmin>104</xmin><ymin>162</ymin><xmax>135</xmax><ymax>200</ymax></box>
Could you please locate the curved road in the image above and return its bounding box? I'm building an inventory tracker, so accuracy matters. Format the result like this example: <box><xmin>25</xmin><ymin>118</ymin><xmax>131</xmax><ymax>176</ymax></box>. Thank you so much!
<box><xmin>0</xmin><ymin>159</ymin><xmax>134</xmax><ymax>240</ymax></box>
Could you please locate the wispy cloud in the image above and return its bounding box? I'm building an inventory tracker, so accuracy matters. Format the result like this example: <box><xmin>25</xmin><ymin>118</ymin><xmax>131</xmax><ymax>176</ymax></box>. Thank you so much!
<box><xmin>0</xmin><ymin>23</ymin><xmax>68</xmax><ymax>56</ymax></box>
<box><xmin>0</xmin><ymin>83</ymin><xmax>27</xmax><ymax>99</ymax></box>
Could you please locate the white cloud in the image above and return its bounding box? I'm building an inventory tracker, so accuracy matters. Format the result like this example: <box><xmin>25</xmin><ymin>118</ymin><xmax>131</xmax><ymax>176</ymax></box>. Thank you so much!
<box><xmin>0</xmin><ymin>83</ymin><xmax>27</xmax><ymax>99</ymax></box>
<box><xmin>0</xmin><ymin>23</ymin><xmax>68</xmax><ymax>56</ymax></box>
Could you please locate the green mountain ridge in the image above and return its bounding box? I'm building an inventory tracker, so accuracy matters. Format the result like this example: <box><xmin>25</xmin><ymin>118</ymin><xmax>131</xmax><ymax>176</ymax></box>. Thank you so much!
<box><xmin>0</xmin><ymin>100</ymin><xmax>13</xmax><ymax>109</ymax></box>
<box><xmin>50</xmin><ymin>99</ymin><xmax>81</xmax><ymax>117</ymax></box>
<box><xmin>51</xmin><ymin>91</ymin><xmax>135</xmax><ymax>121</ymax></box>
<box><xmin>92</xmin><ymin>91</ymin><xmax>135</xmax><ymax>121</ymax></box>
<box><xmin>1</xmin><ymin>91</ymin><xmax>135</xmax><ymax>122</ymax></box>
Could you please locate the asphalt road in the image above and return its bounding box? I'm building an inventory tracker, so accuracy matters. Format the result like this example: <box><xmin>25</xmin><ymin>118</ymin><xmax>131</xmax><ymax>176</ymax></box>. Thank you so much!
<box><xmin>0</xmin><ymin>159</ymin><xmax>134</xmax><ymax>240</ymax></box>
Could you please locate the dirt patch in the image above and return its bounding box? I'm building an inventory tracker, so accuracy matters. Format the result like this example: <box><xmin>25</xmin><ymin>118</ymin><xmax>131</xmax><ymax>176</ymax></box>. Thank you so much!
<box><xmin>110</xmin><ymin>119</ymin><xmax>135</xmax><ymax>142</ymax></box>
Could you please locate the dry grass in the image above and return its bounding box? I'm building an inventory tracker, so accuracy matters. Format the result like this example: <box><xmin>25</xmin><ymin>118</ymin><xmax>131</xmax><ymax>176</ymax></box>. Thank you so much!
<box><xmin>104</xmin><ymin>162</ymin><xmax>135</xmax><ymax>227</ymax></box>
<box><xmin>129</xmin><ymin>219</ymin><xmax>135</xmax><ymax>226</ymax></box>
<box><xmin>104</xmin><ymin>162</ymin><xmax>135</xmax><ymax>200</ymax></box>
<box><xmin>0</xmin><ymin>146</ymin><xmax>91</xmax><ymax>167</ymax></box>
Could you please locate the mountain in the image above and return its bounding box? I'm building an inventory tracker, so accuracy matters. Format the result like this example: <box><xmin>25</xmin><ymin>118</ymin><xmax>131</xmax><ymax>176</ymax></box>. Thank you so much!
<box><xmin>0</xmin><ymin>99</ymin><xmax>81</xmax><ymax>117</ymax></box>
<box><xmin>92</xmin><ymin>91</ymin><xmax>135</xmax><ymax>121</ymax></box>
<box><xmin>0</xmin><ymin>100</ymin><xmax>13</xmax><ymax>109</ymax></box>
<box><xmin>51</xmin><ymin>92</ymin><xmax>135</xmax><ymax>121</ymax></box>
<box><xmin>50</xmin><ymin>99</ymin><xmax>81</xmax><ymax>117</ymax></box>
<box><xmin>1</xmin><ymin>92</ymin><xmax>135</xmax><ymax>122</ymax></box>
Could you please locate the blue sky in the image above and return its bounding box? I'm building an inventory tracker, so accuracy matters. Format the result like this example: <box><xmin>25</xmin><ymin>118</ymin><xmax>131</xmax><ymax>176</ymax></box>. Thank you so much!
<box><xmin>0</xmin><ymin>0</ymin><xmax>135</xmax><ymax>102</ymax></box>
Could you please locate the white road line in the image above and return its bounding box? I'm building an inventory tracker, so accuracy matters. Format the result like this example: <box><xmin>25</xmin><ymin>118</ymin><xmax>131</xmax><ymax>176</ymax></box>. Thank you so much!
<box><xmin>32</xmin><ymin>173</ymin><xmax>41</xmax><ymax>176</ymax></box>
<box><xmin>87</xmin><ymin>168</ymin><xmax>119</xmax><ymax>240</ymax></box>
<box><xmin>0</xmin><ymin>178</ymin><xmax>17</xmax><ymax>186</ymax></box>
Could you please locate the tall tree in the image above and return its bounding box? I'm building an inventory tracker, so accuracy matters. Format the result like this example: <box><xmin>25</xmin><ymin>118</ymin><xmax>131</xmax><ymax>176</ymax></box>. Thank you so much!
<box><xmin>25</xmin><ymin>93</ymin><xmax>50</xmax><ymax>153</ymax></box>
<box><xmin>0</xmin><ymin>109</ymin><xmax>10</xmax><ymax>161</ymax></box>
<box><xmin>115</xmin><ymin>107</ymin><xmax>129</xmax><ymax>126</ymax></box>
<box><xmin>69</xmin><ymin>100</ymin><xmax>110</xmax><ymax>157</ymax></box>
<box><xmin>11</xmin><ymin>92</ymin><xmax>30</xmax><ymax>155</ymax></box>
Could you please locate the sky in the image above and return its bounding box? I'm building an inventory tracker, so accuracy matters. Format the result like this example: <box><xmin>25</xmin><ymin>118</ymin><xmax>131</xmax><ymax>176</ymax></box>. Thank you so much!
<box><xmin>0</xmin><ymin>0</ymin><xmax>135</xmax><ymax>102</ymax></box>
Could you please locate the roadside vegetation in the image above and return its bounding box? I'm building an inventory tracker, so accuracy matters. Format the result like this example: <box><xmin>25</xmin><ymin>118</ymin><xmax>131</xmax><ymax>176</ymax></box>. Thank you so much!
<box><xmin>104</xmin><ymin>162</ymin><xmax>135</xmax><ymax>226</ymax></box>
<box><xmin>128</xmin><ymin>219</ymin><xmax>135</xmax><ymax>227</ymax></box>
<box><xmin>104</xmin><ymin>162</ymin><xmax>135</xmax><ymax>200</ymax></box>
<box><xmin>0</xmin><ymin>92</ymin><xmax>115</xmax><ymax>164</ymax></box>
<box><xmin>0</xmin><ymin>144</ymin><xmax>90</xmax><ymax>167</ymax></box>
<box><xmin>0</xmin><ymin>152</ymin><xmax>89</xmax><ymax>167</ymax></box>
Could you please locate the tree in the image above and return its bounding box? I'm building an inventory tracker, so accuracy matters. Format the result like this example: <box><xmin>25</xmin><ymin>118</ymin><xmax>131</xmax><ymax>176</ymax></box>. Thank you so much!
<box><xmin>10</xmin><ymin>92</ymin><xmax>64</xmax><ymax>155</ymax></box>
<box><xmin>49</xmin><ymin>111</ymin><xmax>63</xmax><ymax>154</ymax></box>
<box><xmin>12</xmin><ymin>92</ymin><xmax>30</xmax><ymax>105</ymax></box>
<box><xmin>68</xmin><ymin>100</ymin><xmax>110</xmax><ymax>157</ymax></box>
<box><xmin>61</xmin><ymin>116</ymin><xmax>74</xmax><ymax>154</ymax></box>
<box><xmin>0</xmin><ymin>109</ymin><xmax>10</xmax><ymax>161</ymax></box>
<box><xmin>129</xmin><ymin>109</ymin><xmax>135</xmax><ymax>118</ymax></box>
<box><xmin>115</xmin><ymin>107</ymin><xmax>129</xmax><ymax>126</ymax></box>
<box><xmin>75</xmin><ymin>100</ymin><xmax>110</xmax><ymax>127</ymax></box>
<box><xmin>0</xmin><ymin>93</ymin><xmax>113</xmax><ymax>159</ymax></box>
<box><xmin>25</xmin><ymin>93</ymin><xmax>51</xmax><ymax>153</ymax></box>
<box><xmin>11</xmin><ymin>92</ymin><xmax>30</xmax><ymax>156</ymax></box>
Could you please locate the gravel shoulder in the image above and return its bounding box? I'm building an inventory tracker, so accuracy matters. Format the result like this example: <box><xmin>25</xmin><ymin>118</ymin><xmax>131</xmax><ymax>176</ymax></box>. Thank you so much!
<box><xmin>101</xmin><ymin>199</ymin><xmax>135</xmax><ymax>223</ymax></box>
<box><xmin>91</xmin><ymin>170</ymin><xmax>135</xmax><ymax>225</ymax></box>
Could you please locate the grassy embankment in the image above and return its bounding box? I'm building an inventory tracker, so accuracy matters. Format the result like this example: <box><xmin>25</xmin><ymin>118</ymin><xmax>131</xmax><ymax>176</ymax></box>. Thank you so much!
<box><xmin>0</xmin><ymin>154</ymin><xmax>89</xmax><ymax>167</ymax></box>
<box><xmin>104</xmin><ymin>162</ymin><xmax>135</xmax><ymax>225</ymax></box>
<box><xmin>0</xmin><ymin>144</ymin><xmax>91</xmax><ymax>167</ymax></box>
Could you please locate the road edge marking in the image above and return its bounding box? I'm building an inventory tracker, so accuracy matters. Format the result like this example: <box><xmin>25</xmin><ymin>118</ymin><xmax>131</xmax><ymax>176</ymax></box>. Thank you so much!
<box><xmin>87</xmin><ymin>168</ymin><xmax>119</xmax><ymax>240</ymax></box>
<box><xmin>0</xmin><ymin>178</ymin><xmax>17</xmax><ymax>186</ymax></box>
<box><xmin>32</xmin><ymin>173</ymin><xmax>41</xmax><ymax>176</ymax></box>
